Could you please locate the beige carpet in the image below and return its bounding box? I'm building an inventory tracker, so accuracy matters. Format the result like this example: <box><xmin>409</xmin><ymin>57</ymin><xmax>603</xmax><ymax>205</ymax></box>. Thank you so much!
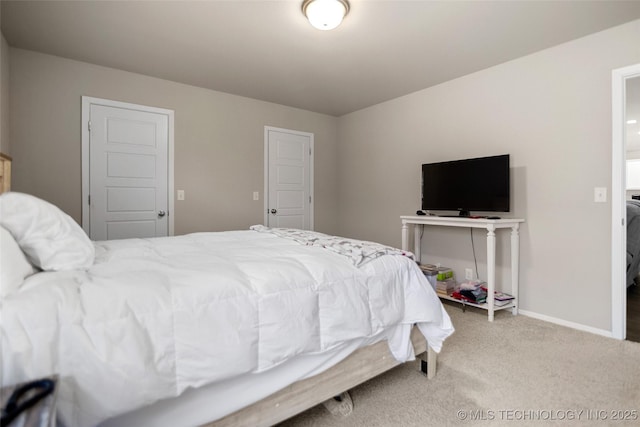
<box><xmin>279</xmin><ymin>302</ymin><xmax>640</xmax><ymax>426</ymax></box>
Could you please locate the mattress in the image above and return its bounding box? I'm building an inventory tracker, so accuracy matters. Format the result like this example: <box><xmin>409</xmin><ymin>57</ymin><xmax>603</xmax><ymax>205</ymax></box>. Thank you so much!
<box><xmin>1</xmin><ymin>229</ymin><xmax>453</xmax><ymax>427</ymax></box>
<box><xmin>98</xmin><ymin>323</ymin><xmax>410</xmax><ymax>427</ymax></box>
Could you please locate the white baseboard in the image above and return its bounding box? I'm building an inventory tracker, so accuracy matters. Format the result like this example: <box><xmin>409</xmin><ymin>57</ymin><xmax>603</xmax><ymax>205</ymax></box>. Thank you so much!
<box><xmin>518</xmin><ymin>309</ymin><xmax>614</xmax><ymax>339</ymax></box>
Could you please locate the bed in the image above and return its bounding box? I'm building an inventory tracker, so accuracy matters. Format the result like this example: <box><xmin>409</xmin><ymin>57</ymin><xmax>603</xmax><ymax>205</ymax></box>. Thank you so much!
<box><xmin>627</xmin><ymin>200</ymin><xmax>640</xmax><ymax>287</ymax></box>
<box><xmin>0</xmin><ymin>185</ymin><xmax>454</xmax><ymax>427</ymax></box>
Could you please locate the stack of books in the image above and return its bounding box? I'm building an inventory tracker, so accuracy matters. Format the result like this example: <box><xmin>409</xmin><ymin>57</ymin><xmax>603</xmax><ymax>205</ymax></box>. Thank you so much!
<box><xmin>419</xmin><ymin>264</ymin><xmax>439</xmax><ymax>275</ymax></box>
<box><xmin>419</xmin><ymin>264</ymin><xmax>455</xmax><ymax>295</ymax></box>
<box><xmin>488</xmin><ymin>289</ymin><xmax>515</xmax><ymax>306</ymax></box>
<box><xmin>435</xmin><ymin>278</ymin><xmax>456</xmax><ymax>297</ymax></box>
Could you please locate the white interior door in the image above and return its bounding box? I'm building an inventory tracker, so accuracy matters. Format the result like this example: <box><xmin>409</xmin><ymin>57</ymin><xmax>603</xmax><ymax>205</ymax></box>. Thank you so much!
<box><xmin>264</xmin><ymin>127</ymin><xmax>313</xmax><ymax>230</ymax></box>
<box><xmin>82</xmin><ymin>98</ymin><xmax>174</xmax><ymax>240</ymax></box>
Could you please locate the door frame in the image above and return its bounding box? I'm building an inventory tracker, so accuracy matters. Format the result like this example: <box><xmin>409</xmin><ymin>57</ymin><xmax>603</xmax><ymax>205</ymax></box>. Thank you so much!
<box><xmin>263</xmin><ymin>126</ymin><xmax>314</xmax><ymax>229</ymax></box>
<box><xmin>611</xmin><ymin>63</ymin><xmax>640</xmax><ymax>340</ymax></box>
<box><xmin>81</xmin><ymin>96</ymin><xmax>175</xmax><ymax>237</ymax></box>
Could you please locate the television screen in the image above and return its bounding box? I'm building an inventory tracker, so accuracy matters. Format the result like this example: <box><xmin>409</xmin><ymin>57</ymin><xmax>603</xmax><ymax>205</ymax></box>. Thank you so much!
<box><xmin>421</xmin><ymin>154</ymin><xmax>510</xmax><ymax>216</ymax></box>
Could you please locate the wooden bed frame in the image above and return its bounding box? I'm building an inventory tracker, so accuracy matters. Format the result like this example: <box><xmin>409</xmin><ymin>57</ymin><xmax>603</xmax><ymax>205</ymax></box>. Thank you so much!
<box><xmin>0</xmin><ymin>152</ymin><xmax>11</xmax><ymax>194</ymax></box>
<box><xmin>0</xmin><ymin>155</ymin><xmax>439</xmax><ymax>427</ymax></box>
<box><xmin>207</xmin><ymin>326</ymin><xmax>436</xmax><ymax>427</ymax></box>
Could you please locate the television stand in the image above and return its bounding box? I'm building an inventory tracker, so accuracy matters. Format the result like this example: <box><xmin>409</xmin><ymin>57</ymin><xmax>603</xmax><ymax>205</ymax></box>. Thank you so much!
<box><xmin>400</xmin><ymin>215</ymin><xmax>525</xmax><ymax>321</ymax></box>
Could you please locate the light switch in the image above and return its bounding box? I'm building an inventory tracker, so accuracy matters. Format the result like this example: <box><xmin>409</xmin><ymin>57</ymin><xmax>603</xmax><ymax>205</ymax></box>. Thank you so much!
<box><xmin>177</xmin><ymin>190</ymin><xmax>185</xmax><ymax>201</ymax></box>
<box><xmin>253</xmin><ymin>191</ymin><xmax>259</xmax><ymax>201</ymax></box>
<box><xmin>594</xmin><ymin>187</ymin><xmax>607</xmax><ymax>203</ymax></box>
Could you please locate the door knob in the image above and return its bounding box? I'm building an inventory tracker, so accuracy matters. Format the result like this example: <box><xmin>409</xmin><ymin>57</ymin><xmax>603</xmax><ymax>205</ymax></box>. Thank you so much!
<box><xmin>158</xmin><ymin>210</ymin><xmax>166</xmax><ymax>217</ymax></box>
<box><xmin>270</xmin><ymin>209</ymin><xmax>277</xmax><ymax>214</ymax></box>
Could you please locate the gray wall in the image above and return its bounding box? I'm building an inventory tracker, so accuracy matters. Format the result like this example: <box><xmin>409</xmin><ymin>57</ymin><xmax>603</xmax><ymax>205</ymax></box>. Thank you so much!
<box><xmin>336</xmin><ymin>20</ymin><xmax>640</xmax><ymax>331</ymax></box>
<box><xmin>7</xmin><ymin>19</ymin><xmax>640</xmax><ymax>333</ymax></box>
<box><xmin>9</xmin><ymin>48</ymin><xmax>339</xmax><ymax>235</ymax></box>
<box><xmin>0</xmin><ymin>30</ymin><xmax>9</xmax><ymax>156</ymax></box>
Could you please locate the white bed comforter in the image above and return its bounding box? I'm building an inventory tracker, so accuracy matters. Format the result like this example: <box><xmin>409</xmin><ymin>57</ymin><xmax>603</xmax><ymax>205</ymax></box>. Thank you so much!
<box><xmin>1</xmin><ymin>230</ymin><xmax>453</xmax><ymax>427</ymax></box>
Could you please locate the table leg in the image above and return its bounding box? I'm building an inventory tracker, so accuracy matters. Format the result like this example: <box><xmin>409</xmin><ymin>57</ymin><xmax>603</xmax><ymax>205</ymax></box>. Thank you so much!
<box><xmin>413</xmin><ymin>224</ymin><xmax>422</xmax><ymax>261</ymax></box>
<box><xmin>402</xmin><ymin>221</ymin><xmax>410</xmax><ymax>252</ymax></box>
<box><xmin>511</xmin><ymin>224</ymin><xmax>520</xmax><ymax>315</ymax></box>
<box><xmin>486</xmin><ymin>225</ymin><xmax>496</xmax><ymax>322</ymax></box>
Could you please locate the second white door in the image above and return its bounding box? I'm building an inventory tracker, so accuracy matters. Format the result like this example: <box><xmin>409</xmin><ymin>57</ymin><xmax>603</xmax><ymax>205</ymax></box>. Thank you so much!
<box><xmin>264</xmin><ymin>127</ymin><xmax>313</xmax><ymax>230</ymax></box>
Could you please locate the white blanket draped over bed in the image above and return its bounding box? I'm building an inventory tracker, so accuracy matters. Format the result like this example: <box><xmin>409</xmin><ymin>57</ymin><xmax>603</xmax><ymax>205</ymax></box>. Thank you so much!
<box><xmin>1</xmin><ymin>229</ymin><xmax>453</xmax><ymax>427</ymax></box>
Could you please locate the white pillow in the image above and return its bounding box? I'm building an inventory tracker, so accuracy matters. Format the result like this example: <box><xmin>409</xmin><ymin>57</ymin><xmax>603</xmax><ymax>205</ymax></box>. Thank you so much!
<box><xmin>0</xmin><ymin>192</ymin><xmax>95</xmax><ymax>271</ymax></box>
<box><xmin>0</xmin><ymin>225</ymin><xmax>36</xmax><ymax>296</ymax></box>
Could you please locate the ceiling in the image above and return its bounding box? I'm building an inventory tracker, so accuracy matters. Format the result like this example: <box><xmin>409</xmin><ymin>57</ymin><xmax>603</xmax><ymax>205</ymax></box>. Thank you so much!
<box><xmin>2</xmin><ymin>1</ymin><xmax>640</xmax><ymax>117</ymax></box>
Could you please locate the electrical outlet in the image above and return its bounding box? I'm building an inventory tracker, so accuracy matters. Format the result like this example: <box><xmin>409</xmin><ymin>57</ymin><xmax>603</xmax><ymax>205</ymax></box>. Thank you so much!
<box><xmin>594</xmin><ymin>187</ymin><xmax>607</xmax><ymax>203</ymax></box>
<box><xmin>465</xmin><ymin>268</ymin><xmax>473</xmax><ymax>280</ymax></box>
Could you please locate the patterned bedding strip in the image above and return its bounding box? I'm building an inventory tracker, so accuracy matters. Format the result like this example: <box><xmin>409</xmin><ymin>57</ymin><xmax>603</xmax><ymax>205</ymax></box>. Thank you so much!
<box><xmin>250</xmin><ymin>225</ymin><xmax>414</xmax><ymax>267</ymax></box>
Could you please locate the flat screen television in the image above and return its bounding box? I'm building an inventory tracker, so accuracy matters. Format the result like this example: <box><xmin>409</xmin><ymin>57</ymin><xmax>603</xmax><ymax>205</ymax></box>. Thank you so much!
<box><xmin>421</xmin><ymin>154</ymin><xmax>510</xmax><ymax>217</ymax></box>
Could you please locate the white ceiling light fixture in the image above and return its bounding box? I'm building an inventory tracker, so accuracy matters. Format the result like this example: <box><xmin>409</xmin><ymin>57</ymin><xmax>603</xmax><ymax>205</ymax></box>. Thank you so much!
<box><xmin>302</xmin><ymin>0</ymin><xmax>350</xmax><ymax>31</ymax></box>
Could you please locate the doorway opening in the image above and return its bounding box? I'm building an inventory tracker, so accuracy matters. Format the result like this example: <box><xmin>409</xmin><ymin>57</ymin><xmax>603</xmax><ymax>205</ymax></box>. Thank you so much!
<box><xmin>611</xmin><ymin>64</ymin><xmax>640</xmax><ymax>341</ymax></box>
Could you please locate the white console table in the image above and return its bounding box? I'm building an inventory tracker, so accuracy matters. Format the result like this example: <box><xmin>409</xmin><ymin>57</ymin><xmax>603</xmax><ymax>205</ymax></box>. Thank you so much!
<box><xmin>401</xmin><ymin>216</ymin><xmax>524</xmax><ymax>321</ymax></box>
